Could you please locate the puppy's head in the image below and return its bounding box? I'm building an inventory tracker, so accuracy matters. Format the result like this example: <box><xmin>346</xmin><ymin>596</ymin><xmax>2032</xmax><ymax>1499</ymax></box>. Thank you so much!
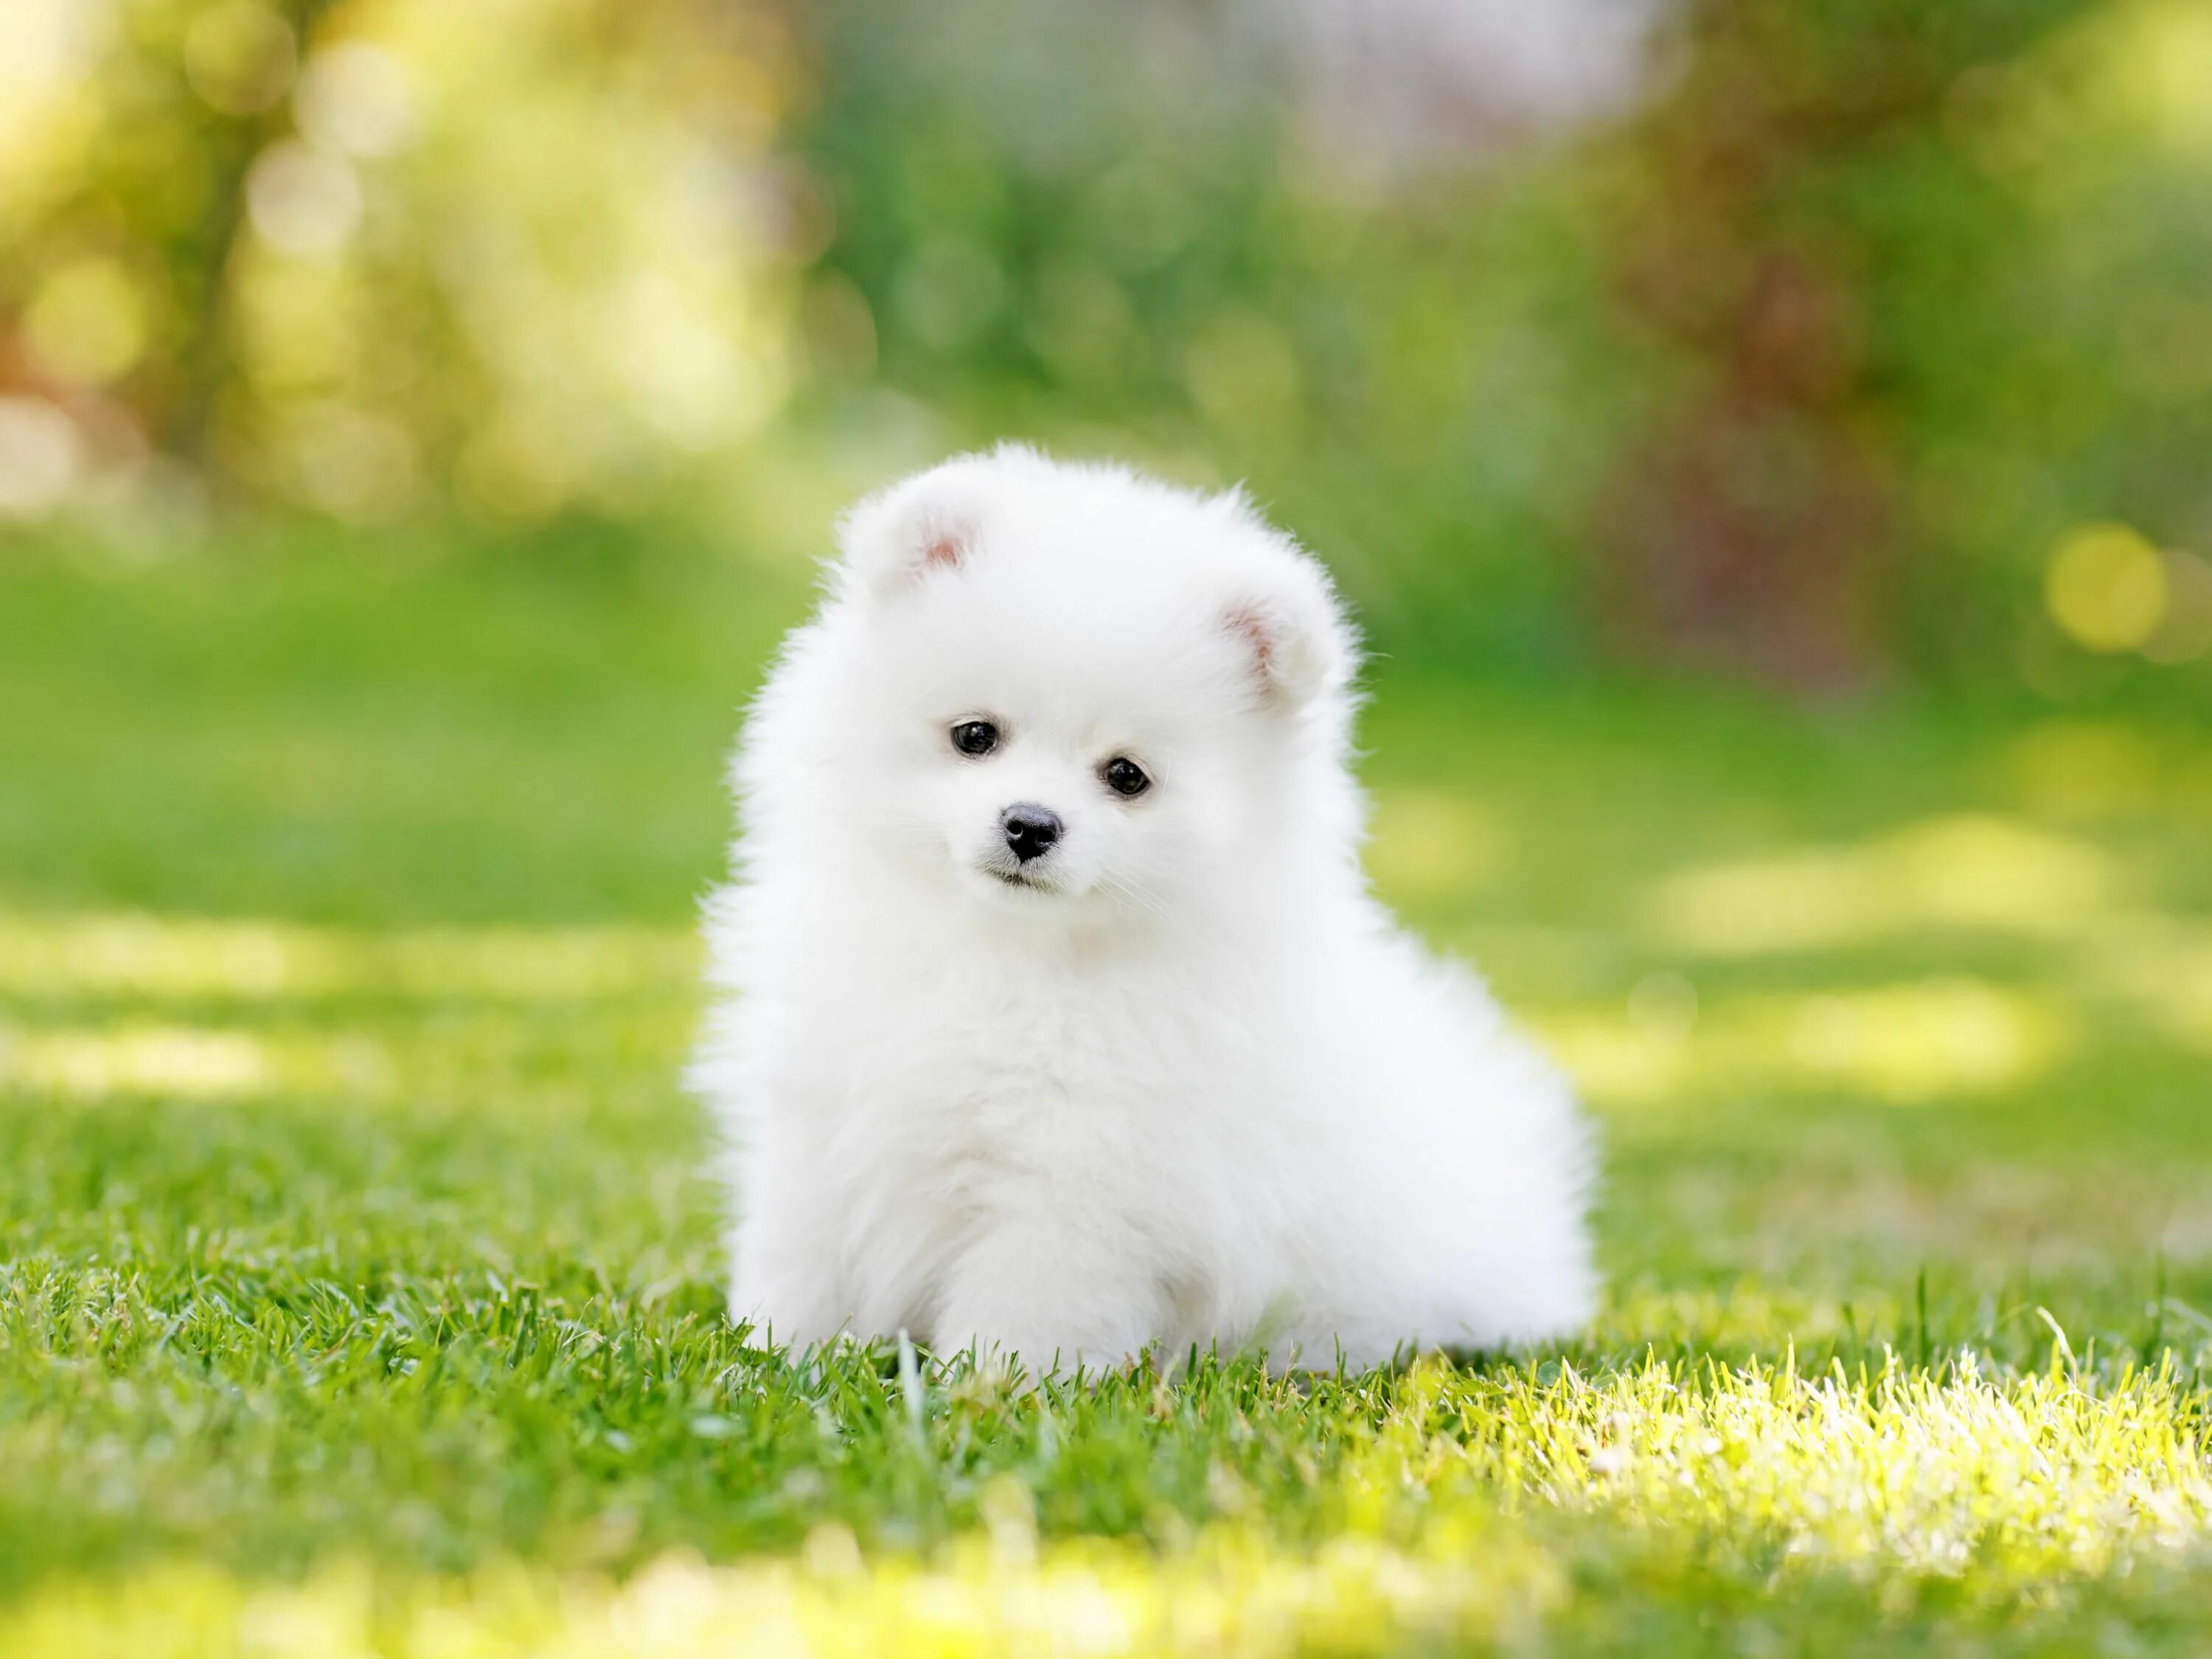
<box><xmin>824</xmin><ymin>446</ymin><xmax>1354</xmax><ymax>923</ymax></box>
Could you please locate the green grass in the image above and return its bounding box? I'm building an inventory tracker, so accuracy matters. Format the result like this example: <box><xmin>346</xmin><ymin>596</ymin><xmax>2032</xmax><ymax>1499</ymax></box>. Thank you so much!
<box><xmin>3</xmin><ymin>532</ymin><xmax>2211</xmax><ymax>1654</ymax></box>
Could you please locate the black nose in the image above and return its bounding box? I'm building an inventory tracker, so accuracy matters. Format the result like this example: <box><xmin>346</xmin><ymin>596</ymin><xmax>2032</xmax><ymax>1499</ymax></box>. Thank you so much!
<box><xmin>1001</xmin><ymin>803</ymin><xmax>1063</xmax><ymax>863</ymax></box>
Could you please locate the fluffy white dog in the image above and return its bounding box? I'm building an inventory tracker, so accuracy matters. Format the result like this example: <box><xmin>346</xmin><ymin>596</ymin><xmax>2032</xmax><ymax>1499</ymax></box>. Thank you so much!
<box><xmin>692</xmin><ymin>447</ymin><xmax>1596</xmax><ymax>1371</ymax></box>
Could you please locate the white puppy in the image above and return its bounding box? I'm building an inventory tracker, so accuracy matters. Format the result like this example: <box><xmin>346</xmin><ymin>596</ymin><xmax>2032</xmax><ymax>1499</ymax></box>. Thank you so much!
<box><xmin>692</xmin><ymin>447</ymin><xmax>1596</xmax><ymax>1371</ymax></box>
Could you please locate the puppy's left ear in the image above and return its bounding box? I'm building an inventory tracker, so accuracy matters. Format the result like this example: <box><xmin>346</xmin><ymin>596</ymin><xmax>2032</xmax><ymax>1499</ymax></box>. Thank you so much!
<box><xmin>1222</xmin><ymin>558</ymin><xmax>1351</xmax><ymax>712</ymax></box>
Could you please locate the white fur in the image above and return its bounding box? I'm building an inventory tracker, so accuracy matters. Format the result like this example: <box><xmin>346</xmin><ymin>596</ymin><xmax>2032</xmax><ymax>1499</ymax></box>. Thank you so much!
<box><xmin>692</xmin><ymin>446</ymin><xmax>1596</xmax><ymax>1372</ymax></box>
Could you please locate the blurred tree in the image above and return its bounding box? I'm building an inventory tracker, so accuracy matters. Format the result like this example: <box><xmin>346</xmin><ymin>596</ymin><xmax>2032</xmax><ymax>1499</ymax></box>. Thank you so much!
<box><xmin>1590</xmin><ymin>0</ymin><xmax>2164</xmax><ymax>687</ymax></box>
<box><xmin>804</xmin><ymin>0</ymin><xmax>2212</xmax><ymax>690</ymax></box>
<box><xmin>801</xmin><ymin>0</ymin><xmax>1646</xmax><ymax>667</ymax></box>
<box><xmin>0</xmin><ymin>0</ymin><xmax>811</xmax><ymax>526</ymax></box>
<box><xmin>4</xmin><ymin>0</ymin><xmax>2205</xmax><ymax>692</ymax></box>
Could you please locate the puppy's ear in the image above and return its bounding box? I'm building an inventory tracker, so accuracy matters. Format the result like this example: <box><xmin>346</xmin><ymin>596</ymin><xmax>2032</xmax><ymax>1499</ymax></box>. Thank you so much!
<box><xmin>1208</xmin><ymin>487</ymin><xmax>1352</xmax><ymax>710</ymax></box>
<box><xmin>1222</xmin><ymin>569</ymin><xmax>1348</xmax><ymax>712</ymax></box>
<box><xmin>837</xmin><ymin>465</ymin><xmax>985</xmax><ymax>599</ymax></box>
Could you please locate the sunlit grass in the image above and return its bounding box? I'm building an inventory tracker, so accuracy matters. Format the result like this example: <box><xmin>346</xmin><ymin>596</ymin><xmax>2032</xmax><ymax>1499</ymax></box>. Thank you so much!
<box><xmin>0</xmin><ymin>910</ymin><xmax>698</xmax><ymax>1003</ymax></box>
<box><xmin>1</xmin><ymin>1023</ymin><xmax>289</xmax><ymax>1102</ymax></box>
<box><xmin>1541</xmin><ymin>976</ymin><xmax>2071</xmax><ymax>1107</ymax></box>
<box><xmin>1641</xmin><ymin>815</ymin><xmax>2115</xmax><ymax>957</ymax></box>
<box><xmin>1462</xmin><ymin>1354</ymin><xmax>2212</xmax><ymax>1579</ymax></box>
<box><xmin>2</xmin><ymin>1531</ymin><xmax>1570</xmax><ymax>1659</ymax></box>
<box><xmin>5</xmin><ymin>548</ymin><xmax>2212</xmax><ymax>1649</ymax></box>
<box><xmin>2</xmin><ymin>1352</ymin><xmax>2206</xmax><ymax>1655</ymax></box>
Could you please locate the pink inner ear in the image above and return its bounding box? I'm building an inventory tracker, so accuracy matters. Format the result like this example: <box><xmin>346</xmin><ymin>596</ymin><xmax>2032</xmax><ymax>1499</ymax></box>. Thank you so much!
<box><xmin>1225</xmin><ymin>605</ymin><xmax>1276</xmax><ymax>681</ymax></box>
<box><xmin>922</xmin><ymin>533</ymin><xmax>964</xmax><ymax>571</ymax></box>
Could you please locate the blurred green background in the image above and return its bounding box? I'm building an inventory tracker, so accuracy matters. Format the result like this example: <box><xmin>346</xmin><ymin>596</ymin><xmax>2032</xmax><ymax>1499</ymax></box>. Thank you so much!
<box><xmin>3</xmin><ymin>0</ymin><xmax>2210</xmax><ymax>692</ymax></box>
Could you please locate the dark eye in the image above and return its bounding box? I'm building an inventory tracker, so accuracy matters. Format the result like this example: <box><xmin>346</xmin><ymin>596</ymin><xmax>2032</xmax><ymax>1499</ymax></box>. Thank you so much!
<box><xmin>1102</xmin><ymin>757</ymin><xmax>1150</xmax><ymax>798</ymax></box>
<box><xmin>950</xmin><ymin>720</ymin><xmax>999</xmax><ymax>757</ymax></box>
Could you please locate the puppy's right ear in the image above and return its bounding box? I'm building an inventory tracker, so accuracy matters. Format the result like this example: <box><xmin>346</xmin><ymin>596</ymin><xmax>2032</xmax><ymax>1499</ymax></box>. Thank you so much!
<box><xmin>836</xmin><ymin>467</ymin><xmax>984</xmax><ymax>600</ymax></box>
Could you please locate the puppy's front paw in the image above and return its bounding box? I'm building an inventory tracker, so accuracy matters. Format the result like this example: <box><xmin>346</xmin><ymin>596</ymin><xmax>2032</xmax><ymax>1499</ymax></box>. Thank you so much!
<box><xmin>933</xmin><ymin>1275</ymin><xmax>1155</xmax><ymax>1380</ymax></box>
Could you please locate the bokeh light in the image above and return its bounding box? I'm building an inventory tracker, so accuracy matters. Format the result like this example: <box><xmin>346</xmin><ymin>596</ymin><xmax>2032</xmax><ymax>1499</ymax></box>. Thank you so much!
<box><xmin>0</xmin><ymin>396</ymin><xmax>81</xmax><ymax>516</ymax></box>
<box><xmin>2046</xmin><ymin>524</ymin><xmax>2169</xmax><ymax>653</ymax></box>
<box><xmin>22</xmin><ymin>260</ymin><xmax>147</xmax><ymax>388</ymax></box>
<box><xmin>183</xmin><ymin>2</ymin><xmax>298</xmax><ymax>117</ymax></box>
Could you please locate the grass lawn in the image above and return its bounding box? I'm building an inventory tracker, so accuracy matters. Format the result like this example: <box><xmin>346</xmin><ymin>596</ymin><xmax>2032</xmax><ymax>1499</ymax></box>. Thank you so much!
<box><xmin>2</xmin><ymin>532</ymin><xmax>2210</xmax><ymax>1654</ymax></box>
